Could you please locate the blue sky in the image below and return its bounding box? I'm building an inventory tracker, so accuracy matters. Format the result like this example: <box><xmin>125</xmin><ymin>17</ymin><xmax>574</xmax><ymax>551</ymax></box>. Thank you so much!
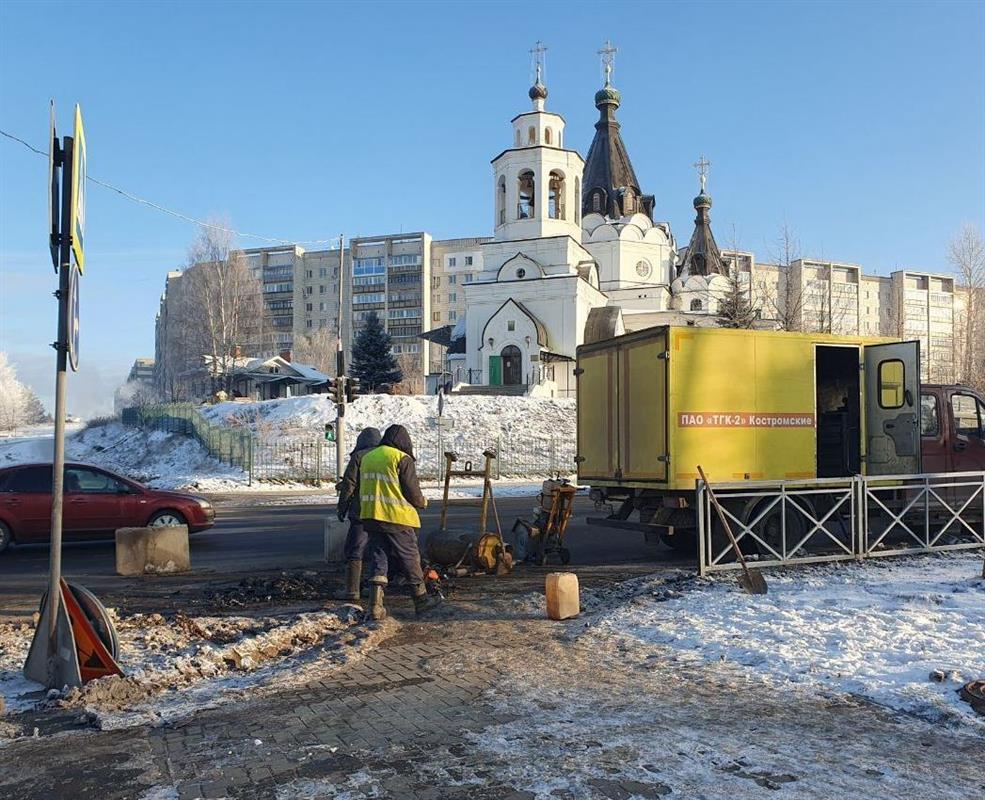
<box><xmin>1</xmin><ymin>0</ymin><xmax>983</xmax><ymax>417</ymax></box>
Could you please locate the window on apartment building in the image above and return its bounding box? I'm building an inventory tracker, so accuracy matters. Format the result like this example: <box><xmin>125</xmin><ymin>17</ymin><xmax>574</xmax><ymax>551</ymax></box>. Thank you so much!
<box><xmin>449</xmin><ymin>257</ymin><xmax>456</xmax><ymax>267</ymax></box>
<box><xmin>432</xmin><ymin>276</ymin><xmax>441</xmax><ymax>288</ymax></box>
<box><xmin>465</xmin><ymin>256</ymin><xmax>473</xmax><ymax>266</ymax></box>
<box><xmin>464</xmin><ymin>274</ymin><xmax>474</xmax><ymax>283</ymax></box>
<box><xmin>448</xmin><ymin>275</ymin><xmax>457</xmax><ymax>285</ymax></box>
<box><xmin>305</xmin><ymin>286</ymin><xmax>313</xmax><ymax>295</ymax></box>
<box><xmin>432</xmin><ymin>312</ymin><xmax>441</xmax><ymax>322</ymax></box>
<box><xmin>319</xmin><ymin>285</ymin><xmax>326</xmax><ymax>294</ymax></box>
<box><xmin>319</xmin><ymin>302</ymin><xmax>326</xmax><ymax>311</ymax></box>
<box><xmin>305</xmin><ymin>303</ymin><xmax>313</xmax><ymax>312</ymax></box>
<box><xmin>319</xmin><ymin>318</ymin><xmax>327</xmax><ymax>328</ymax></box>
<box><xmin>305</xmin><ymin>270</ymin><xmax>313</xmax><ymax>279</ymax></box>
<box><xmin>449</xmin><ymin>310</ymin><xmax>457</xmax><ymax>321</ymax></box>
<box><xmin>448</xmin><ymin>293</ymin><xmax>456</xmax><ymax>303</ymax></box>
<box><xmin>319</xmin><ymin>268</ymin><xmax>328</xmax><ymax>277</ymax></box>
<box><xmin>306</xmin><ymin>320</ymin><xmax>313</xmax><ymax>329</ymax></box>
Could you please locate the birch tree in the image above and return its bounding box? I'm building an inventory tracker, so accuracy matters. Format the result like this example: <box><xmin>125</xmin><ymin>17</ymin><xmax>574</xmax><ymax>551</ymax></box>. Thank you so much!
<box><xmin>758</xmin><ymin>223</ymin><xmax>805</xmax><ymax>331</ymax></box>
<box><xmin>182</xmin><ymin>223</ymin><xmax>269</xmax><ymax>395</ymax></box>
<box><xmin>949</xmin><ymin>223</ymin><xmax>985</xmax><ymax>391</ymax></box>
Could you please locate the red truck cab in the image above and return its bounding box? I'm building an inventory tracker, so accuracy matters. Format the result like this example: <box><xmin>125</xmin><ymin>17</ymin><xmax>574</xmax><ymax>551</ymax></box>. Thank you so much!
<box><xmin>920</xmin><ymin>384</ymin><xmax>985</xmax><ymax>473</ymax></box>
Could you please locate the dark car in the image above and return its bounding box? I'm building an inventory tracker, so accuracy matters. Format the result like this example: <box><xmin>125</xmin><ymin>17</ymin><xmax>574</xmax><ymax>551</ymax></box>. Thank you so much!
<box><xmin>0</xmin><ymin>462</ymin><xmax>215</xmax><ymax>553</ymax></box>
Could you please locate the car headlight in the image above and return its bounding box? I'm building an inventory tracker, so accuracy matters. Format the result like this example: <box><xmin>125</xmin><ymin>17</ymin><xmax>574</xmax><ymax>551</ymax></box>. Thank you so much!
<box><xmin>195</xmin><ymin>498</ymin><xmax>213</xmax><ymax>509</ymax></box>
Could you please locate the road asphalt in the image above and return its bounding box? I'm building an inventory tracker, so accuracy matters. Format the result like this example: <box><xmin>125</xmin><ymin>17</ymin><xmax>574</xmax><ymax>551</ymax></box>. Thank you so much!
<box><xmin>0</xmin><ymin>494</ymin><xmax>675</xmax><ymax>620</ymax></box>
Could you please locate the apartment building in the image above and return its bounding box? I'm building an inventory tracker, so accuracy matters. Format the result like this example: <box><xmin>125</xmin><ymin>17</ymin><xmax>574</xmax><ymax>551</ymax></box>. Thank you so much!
<box><xmin>239</xmin><ymin>245</ymin><xmax>302</xmax><ymax>352</ymax></box>
<box><xmin>428</xmin><ymin>237</ymin><xmax>490</xmax><ymax>371</ymax></box>
<box><xmin>740</xmin><ymin>254</ymin><xmax>961</xmax><ymax>382</ymax></box>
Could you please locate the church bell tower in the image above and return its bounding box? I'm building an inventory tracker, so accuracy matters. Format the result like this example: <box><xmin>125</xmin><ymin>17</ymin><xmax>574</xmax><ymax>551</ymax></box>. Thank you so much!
<box><xmin>491</xmin><ymin>43</ymin><xmax>585</xmax><ymax>243</ymax></box>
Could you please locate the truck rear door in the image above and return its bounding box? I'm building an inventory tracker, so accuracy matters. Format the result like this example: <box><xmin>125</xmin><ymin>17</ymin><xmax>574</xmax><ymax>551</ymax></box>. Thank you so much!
<box><xmin>863</xmin><ymin>341</ymin><xmax>921</xmax><ymax>475</ymax></box>
<box><xmin>576</xmin><ymin>328</ymin><xmax>669</xmax><ymax>484</ymax></box>
<box><xmin>576</xmin><ymin>347</ymin><xmax>619</xmax><ymax>482</ymax></box>
<box><xmin>618</xmin><ymin>328</ymin><xmax>669</xmax><ymax>483</ymax></box>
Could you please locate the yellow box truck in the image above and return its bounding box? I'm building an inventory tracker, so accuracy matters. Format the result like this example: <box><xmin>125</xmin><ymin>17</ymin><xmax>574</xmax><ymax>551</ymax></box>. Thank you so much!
<box><xmin>576</xmin><ymin>325</ymin><xmax>929</xmax><ymax>550</ymax></box>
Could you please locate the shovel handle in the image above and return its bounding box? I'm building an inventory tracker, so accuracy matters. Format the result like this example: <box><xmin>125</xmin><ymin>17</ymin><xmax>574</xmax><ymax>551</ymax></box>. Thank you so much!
<box><xmin>697</xmin><ymin>465</ymin><xmax>754</xmax><ymax>576</ymax></box>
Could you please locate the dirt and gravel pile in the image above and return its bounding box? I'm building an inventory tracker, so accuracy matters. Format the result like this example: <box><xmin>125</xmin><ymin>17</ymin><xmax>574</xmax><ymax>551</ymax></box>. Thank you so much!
<box><xmin>196</xmin><ymin>571</ymin><xmax>341</xmax><ymax>610</ymax></box>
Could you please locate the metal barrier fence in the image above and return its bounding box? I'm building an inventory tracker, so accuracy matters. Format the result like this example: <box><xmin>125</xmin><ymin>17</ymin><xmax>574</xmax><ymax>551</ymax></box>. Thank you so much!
<box><xmin>122</xmin><ymin>403</ymin><xmax>254</xmax><ymax>479</ymax></box>
<box><xmin>699</xmin><ymin>471</ymin><xmax>985</xmax><ymax>575</ymax></box>
<box><xmin>122</xmin><ymin>405</ymin><xmax>577</xmax><ymax>485</ymax></box>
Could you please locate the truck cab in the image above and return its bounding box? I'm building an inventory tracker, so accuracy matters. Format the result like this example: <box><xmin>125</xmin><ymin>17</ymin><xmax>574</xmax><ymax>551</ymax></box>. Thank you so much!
<box><xmin>920</xmin><ymin>384</ymin><xmax>985</xmax><ymax>473</ymax></box>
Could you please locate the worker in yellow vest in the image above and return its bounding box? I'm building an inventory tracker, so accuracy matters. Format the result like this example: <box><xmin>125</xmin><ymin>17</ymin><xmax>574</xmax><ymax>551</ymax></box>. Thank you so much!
<box><xmin>360</xmin><ymin>424</ymin><xmax>440</xmax><ymax>620</ymax></box>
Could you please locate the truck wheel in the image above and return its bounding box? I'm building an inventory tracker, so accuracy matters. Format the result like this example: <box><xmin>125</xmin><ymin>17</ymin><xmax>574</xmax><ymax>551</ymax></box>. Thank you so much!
<box><xmin>660</xmin><ymin>530</ymin><xmax>698</xmax><ymax>554</ymax></box>
<box><xmin>747</xmin><ymin>499</ymin><xmax>807</xmax><ymax>559</ymax></box>
<box><xmin>0</xmin><ymin>521</ymin><xmax>12</xmax><ymax>554</ymax></box>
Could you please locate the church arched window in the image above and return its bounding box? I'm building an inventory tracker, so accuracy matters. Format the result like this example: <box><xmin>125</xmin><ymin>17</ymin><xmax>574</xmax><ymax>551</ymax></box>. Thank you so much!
<box><xmin>690</xmin><ymin>299</ymin><xmax>703</xmax><ymax>312</ymax></box>
<box><xmin>545</xmin><ymin>127</ymin><xmax>553</xmax><ymax>145</ymax></box>
<box><xmin>591</xmin><ymin>189</ymin><xmax>606</xmax><ymax>214</ymax></box>
<box><xmin>517</xmin><ymin>171</ymin><xmax>535</xmax><ymax>219</ymax></box>
<box><xmin>548</xmin><ymin>170</ymin><xmax>565</xmax><ymax>220</ymax></box>
<box><xmin>497</xmin><ymin>176</ymin><xmax>506</xmax><ymax>226</ymax></box>
<box><xmin>528</xmin><ymin>126</ymin><xmax>536</xmax><ymax>145</ymax></box>
<box><xmin>574</xmin><ymin>177</ymin><xmax>581</xmax><ymax>223</ymax></box>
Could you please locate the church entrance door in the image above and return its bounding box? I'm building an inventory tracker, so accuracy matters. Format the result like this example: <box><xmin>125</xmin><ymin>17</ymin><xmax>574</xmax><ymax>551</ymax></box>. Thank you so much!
<box><xmin>488</xmin><ymin>356</ymin><xmax>502</xmax><ymax>386</ymax></box>
<box><xmin>501</xmin><ymin>345</ymin><xmax>522</xmax><ymax>386</ymax></box>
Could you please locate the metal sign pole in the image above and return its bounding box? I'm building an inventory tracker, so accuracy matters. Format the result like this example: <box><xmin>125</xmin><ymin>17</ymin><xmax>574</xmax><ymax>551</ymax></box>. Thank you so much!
<box><xmin>46</xmin><ymin>136</ymin><xmax>74</xmax><ymax>680</ymax></box>
<box><xmin>335</xmin><ymin>233</ymin><xmax>346</xmax><ymax>480</ymax></box>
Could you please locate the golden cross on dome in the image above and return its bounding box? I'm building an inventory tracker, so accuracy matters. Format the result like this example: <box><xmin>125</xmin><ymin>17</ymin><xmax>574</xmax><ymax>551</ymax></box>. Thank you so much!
<box><xmin>598</xmin><ymin>40</ymin><xmax>617</xmax><ymax>85</ymax></box>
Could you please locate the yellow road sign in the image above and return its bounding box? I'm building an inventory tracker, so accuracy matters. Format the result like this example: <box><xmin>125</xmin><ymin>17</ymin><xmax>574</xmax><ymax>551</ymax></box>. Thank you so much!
<box><xmin>70</xmin><ymin>104</ymin><xmax>86</xmax><ymax>273</ymax></box>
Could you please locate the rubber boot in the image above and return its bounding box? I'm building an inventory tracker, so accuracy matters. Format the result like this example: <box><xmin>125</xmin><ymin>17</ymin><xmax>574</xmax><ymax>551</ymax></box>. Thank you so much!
<box><xmin>366</xmin><ymin>578</ymin><xmax>387</xmax><ymax>622</ymax></box>
<box><xmin>411</xmin><ymin>584</ymin><xmax>443</xmax><ymax>617</ymax></box>
<box><xmin>334</xmin><ymin>560</ymin><xmax>362</xmax><ymax>602</ymax></box>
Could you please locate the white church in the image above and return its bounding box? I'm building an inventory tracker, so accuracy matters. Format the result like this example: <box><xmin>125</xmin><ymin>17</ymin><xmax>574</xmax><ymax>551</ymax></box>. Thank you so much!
<box><xmin>452</xmin><ymin>45</ymin><xmax>734</xmax><ymax>397</ymax></box>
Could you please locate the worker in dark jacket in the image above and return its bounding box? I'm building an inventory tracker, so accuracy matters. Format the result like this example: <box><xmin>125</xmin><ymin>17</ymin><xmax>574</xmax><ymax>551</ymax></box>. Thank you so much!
<box><xmin>334</xmin><ymin>426</ymin><xmax>382</xmax><ymax>601</ymax></box>
<box><xmin>360</xmin><ymin>424</ymin><xmax>441</xmax><ymax>620</ymax></box>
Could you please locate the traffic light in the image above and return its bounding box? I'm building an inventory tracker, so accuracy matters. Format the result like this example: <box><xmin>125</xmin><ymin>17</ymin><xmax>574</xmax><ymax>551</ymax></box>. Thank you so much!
<box><xmin>327</xmin><ymin>377</ymin><xmax>344</xmax><ymax>405</ymax></box>
<box><xmin>324</xmin><ymin>422</ymin><xmax>336</xmax><ymax>442</ymax></box>
<box><xmin>345</xmin><ymin>376</ymin><xmax>361</xmax><ymax>403</ymax></box>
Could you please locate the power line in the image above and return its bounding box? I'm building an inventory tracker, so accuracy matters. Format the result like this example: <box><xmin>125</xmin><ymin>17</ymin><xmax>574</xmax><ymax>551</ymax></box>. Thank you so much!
<box><xmin>1</xmin><ymin>128</ymin><xmax>338</xmax><ymax>246</ymax></box>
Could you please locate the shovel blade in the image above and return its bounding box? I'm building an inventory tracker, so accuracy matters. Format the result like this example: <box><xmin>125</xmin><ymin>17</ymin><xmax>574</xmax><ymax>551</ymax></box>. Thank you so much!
<box><xmin>739</xmin><ymin>569</ymin><xmax>768</xmax><ymax>595</ymax></box>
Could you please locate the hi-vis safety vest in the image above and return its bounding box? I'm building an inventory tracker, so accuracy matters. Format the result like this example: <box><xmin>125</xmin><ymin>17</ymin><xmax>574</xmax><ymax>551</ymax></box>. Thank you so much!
<box><xmin>359</xmin><ymin>445</ymin><xmax>421</xmax><ymax>528</ymax></box>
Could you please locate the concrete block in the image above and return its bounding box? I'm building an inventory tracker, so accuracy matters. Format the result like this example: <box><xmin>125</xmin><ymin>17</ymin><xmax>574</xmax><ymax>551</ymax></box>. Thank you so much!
<box><xmin>115</xmin><ymin>525</ymin><xmax>190</xmax><ymax>577</ymax></box>
<box><xmin>324</xmin><ymin>517</ymin><xmax>346</xmax><ymax>563</ymax></box>
<box><xmin>545</xmin><ymin>572</ymin><xmax>580</xmax><ymax>620</ymax></box>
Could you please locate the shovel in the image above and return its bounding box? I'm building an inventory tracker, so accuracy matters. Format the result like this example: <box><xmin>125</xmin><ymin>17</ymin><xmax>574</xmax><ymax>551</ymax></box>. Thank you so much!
<box><xmin>697</xmin><ymin>465</ymin><xmax>767</xmax><ymax>595</ymax></box>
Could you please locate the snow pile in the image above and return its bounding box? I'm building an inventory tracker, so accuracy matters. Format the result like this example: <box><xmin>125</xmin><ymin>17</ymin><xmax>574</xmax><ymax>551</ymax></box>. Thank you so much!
<box><xmin>588</xmin><ymin>553</ymin><xmax>985</xmax><ymax>728</ymax></box>
<box><xmin>0</xmin><ymin>421</ymin><xmax>247</xmax><ymax>491</ymax></box>
<box><xmin>201</xmin><ymin>393</ymin><xmax>577</xmax><ymax>476</ymax></box>
<box><xmin>0</xmin><ymin>607</ymin><xmax>387</xmax><ymax>732</ymax></box>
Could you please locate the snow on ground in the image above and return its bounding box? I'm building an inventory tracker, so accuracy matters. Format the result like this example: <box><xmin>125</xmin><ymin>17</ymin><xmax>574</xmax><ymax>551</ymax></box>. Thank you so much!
<box><xmin>201</xmin><ymin>394</ymin><xmax>577</xmax><ymax>476</ymax></box>
<box><xmin>586</xmin><ymin>552</ymin><xmax>985</xmax><ymax>729</ymax></box>
<box><xmin>0</xmin><ymin>607</ymin><xmax>388</xmax><ymax>733</ymax></box>
<box><xmin>0</xmin><ymin>421</ymin><xmax>249</xmax><ymax>491</ymax></box>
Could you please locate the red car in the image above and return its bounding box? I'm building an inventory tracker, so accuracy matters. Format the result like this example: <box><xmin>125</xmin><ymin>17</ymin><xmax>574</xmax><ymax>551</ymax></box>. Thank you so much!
<box><xmin>0</xmin><ymin>462</ymin><xmax>215</xmax><ymax>553</ymax></box>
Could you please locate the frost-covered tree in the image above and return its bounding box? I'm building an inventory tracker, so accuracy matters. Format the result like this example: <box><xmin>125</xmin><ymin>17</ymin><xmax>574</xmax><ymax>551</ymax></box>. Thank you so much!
<box><xmin>351</xmin><ymin>312</ymin><xmax>402</xmax><ymax>392</ymax></box>
<box><xmin>0</xmin><ymin>352</ymin><xmax>33</xmax><ymax>431</ymax></box>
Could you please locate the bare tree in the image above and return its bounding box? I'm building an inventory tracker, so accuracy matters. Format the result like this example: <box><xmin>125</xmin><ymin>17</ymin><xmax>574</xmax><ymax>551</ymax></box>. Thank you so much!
<box><xmin>758</xmin><ymin>223</ymin><xmax>805</xmax><ymax>331</ymax></box>
<box><xmin>292</xmin><ymin>327</ymin><xmax>338</xmax><ymax>376</ymax></box>
<box><xmin>717</xmin><ymin>225</ymin><xmax>760</xmax><ymax>329</ymax></box>
<box><xmin>949</xmin><ymin>222</ymin><xmax>985</xmax><ymax>391</ymax></box>
<box><xmin>395</xmin><ymin>354</ymin><xmax>425</xmax><ymax>395</ymax></box>
<box><xmin>181</xmin><ymin>223</ymin><xmax>270</xmax><ymax>396</ymax></box>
